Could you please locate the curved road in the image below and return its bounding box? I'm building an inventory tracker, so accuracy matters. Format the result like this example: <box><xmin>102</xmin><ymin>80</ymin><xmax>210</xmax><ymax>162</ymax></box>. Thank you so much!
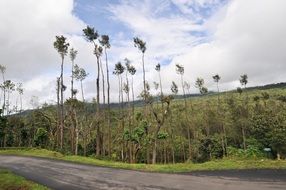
<box><xmin>0</xmin><ymin>155</ymin><xmax>285</xmax><ymax>190</ymax></box>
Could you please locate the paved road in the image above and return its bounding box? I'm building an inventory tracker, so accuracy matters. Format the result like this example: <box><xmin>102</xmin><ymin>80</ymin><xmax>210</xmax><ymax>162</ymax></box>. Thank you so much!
<box><xmin>0</xmin><ymin>155</ymin><xmax>285</xmax><ymax>190</ymax></box>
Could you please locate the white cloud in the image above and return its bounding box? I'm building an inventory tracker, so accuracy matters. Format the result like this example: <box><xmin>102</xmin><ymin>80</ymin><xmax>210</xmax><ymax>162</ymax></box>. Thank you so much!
<box><xmin>0</xmin><ymin>0</ymin><xmax>88</xmax><ymax>109</ymax></box>
<box><xmin>169</xmin><ymin>0</ymin><xmax>286</xmax><ymax>92</ymax></box>
<box><xmin>108</xmin><ymin>0</ymin><xmax>286</xmax><ymax>94</ymax></box>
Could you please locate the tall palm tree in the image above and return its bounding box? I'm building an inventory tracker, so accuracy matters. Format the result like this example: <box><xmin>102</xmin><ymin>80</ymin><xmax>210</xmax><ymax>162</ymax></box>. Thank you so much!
<box><xmin>124</xmin><ymin>58</ymin><xmax>133</xmax><ymax>162</ymax></box>
<box><xmin>83</xmin><ymin>26</ymin><xmax>104</xmax><ymax>156</ymax></box>
<box><xmin>213</xmin><ymin>74</ymin><xmax>221</xmax><ymax>103</ymax></box>
<box><xmin>134</xmin><ymin>37</ymin><xmax>149</xmax><ymax>163</ymax></box>
<box><xmin>212</xmin><ymin>74</ymin><xmax>226</xmax><ymax>155</ymax></box>
<box><xmin>99</xmin><ymin>35</ymin><xmax>111</xmax><ymax>104</ymax></box>
<box><xmin>53</xmin><ymin>35</ymin><xmax>69</xmax><ymax>149</ymax></box>
<box><xmin>56</xmin><ymin>77</ymin><xmax>60</xmax><ymax>147</ymax></box>
<box><xmin>69</xmin><ymin>48</ymin><xmax>78</xmax><ymax>99</ymax></box>
<box><xmin>133</xmin><ymin>37</ymin><xmax>147</xmax><ymax>99</ymax></box>
<box><xmin>94</xmin><ymin>44</ymin><xmax>103</xmax><ymax>156</ymax></box>
<box><xmin>175</xmin><ymin>64</ymin><xmax>192</xmax><ymax>159</ymax></box>
<box><xmin>239</xmin><ymin>74</ymin><xmax>248</xmax><ymax>150</ymax></box>
<box><xmin>99</xmin><ymin>34</ymin><xmax>111</xmax><ymax>156</ymax></box>
<box><xmin>113</xmin><ymin>61</ymin><xmax>125</xmax><ymax>161</ymax></box>
<box><xmin>69</xmin><ymin>48</ymin><xmax>78</xmax><ymax>155</ymax></box>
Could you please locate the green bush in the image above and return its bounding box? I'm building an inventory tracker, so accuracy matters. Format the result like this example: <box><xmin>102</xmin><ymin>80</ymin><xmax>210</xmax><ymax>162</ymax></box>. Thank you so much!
<box><xmin>227</xmin><ymin>146</ymin><xmax>265</xmax><ymax>159</ymax></box>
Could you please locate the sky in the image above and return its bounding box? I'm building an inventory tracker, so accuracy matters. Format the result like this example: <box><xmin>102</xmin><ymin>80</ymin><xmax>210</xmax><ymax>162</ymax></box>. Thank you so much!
<box><xmin>0</xmin><ymin>0</ymin><xmax>286</xmax><ymax>109</ymax></box>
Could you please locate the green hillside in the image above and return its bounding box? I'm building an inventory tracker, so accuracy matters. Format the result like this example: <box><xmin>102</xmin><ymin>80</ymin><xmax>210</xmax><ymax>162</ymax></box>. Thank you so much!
<box><xmin>1</xmin><ymin>83</ymin><xmax>286</xmax><ymax>164</ymax></box>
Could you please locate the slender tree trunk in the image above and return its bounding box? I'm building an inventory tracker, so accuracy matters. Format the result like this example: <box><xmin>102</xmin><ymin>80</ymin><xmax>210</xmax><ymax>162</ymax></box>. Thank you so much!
<box><xmin>20</xmin><ymin>94</ymin><xmax>22</xmax><ymax>113</ymax></box>
<box><xmin>56</xmin><ymin>77</ymin><xmax>60</xmax><ymax>148</ymax></box>
<box><xmin>15</xmin><ymin>96</ymin><xmax>18</xmax><ymax>113</ymax></box>
<box><xmin>70</xmin><ymin>59</ymin><xmax>76</xmax><ymax>154</ymax></box>
<box><xmin>142</xmin><ymin>53</ymin><xmax>150</xmax><ymax>164</ymax></box>
<box><xmin>159</xmin><ymin>71</ymin><xmax>163</xmax><ymax>98</ymax></box>
<box><xmin>120</xmin><ymin>75</ymin><xmax>126</xmax><ymax>161</ymax></box>
<box><xmin>60</xmin><ymin>57</ymin><xmax>64</xmax><ymax>149</ymax></box>
<box><xmin>120</xmin><ymin>75</ymin><xmax>125</xmax><ymax>161</ymax></box>
<box><xmin>71</xmin><ymin>60</ymin><xmax>74</xmax><ymax>99</ymax></box>
<box><xmin>2</xmin><ymin>73</ymin><xmax>6</xmax><ymax>116</ymax></box>
<box><xmin>100</xmin><ymin>59</ymin><xmax>106</xmax><ymax>107</ymax></box>
<box><xmin>131</xmin><ymin>76</ymin><xmax>135</xmax><ymax>117</ymax></box>
<box><xmin>158</xmin><ymin>72</ymin><xmax>164</xmax><ymax>117</ymax></box>
<box><xmin>74</xmin><ymin>109</ymin><xmax>79</xmax><ymax>155</ymax></box>
<box><xmin>96</xmin><ymin>56</ymin><xmax>101</xmax><ymax>156</ymax></box>
<box><xmin>80</xmin><ymin>80</ymin><xmax>85</xmax><ymax>102</ymax></box>
<box><xmin>180</xmin><ymin>75</ymin><xmax>191</xmax><ymax>159</ymax></box>
<box><xmin>120</xmin><ymin>76</ymin><xmax>124</xmax><ymax>109</ymax></box>
<box><xmin>118</xmin><ymin>76</ymin><xmax>121</xmax><ymax>106</ymax></box>
<box><xmin>104</xmin><ymin>48</ymin><xmax>111</xmax><ymax>158</ymax></box>
<box><xmin>100</xmin><ymin>59</ymin><xmax>106</xmax><ymax>156</ymax></box>
<box><xmin>125</xmin><ymin>72</ymin><xmax>132</xmax><ymax>163</ymax></box>
<box><xmin>243</xmin><ymin>85</ymin><xmax>248</xmax><ymax>150</ymax></box>
<box><xmin>142</xmin><ymin>53</ymin><xmax>146</xmax><ymax>95</ymax></box>
<box><xmin>181</xmin><ymin>75</ymin><xmax>187</xmax><ymax>109</ymax></box>
<box><xmin>3</xmin><ymin>88</ymin><xmax>6</xmax><ymax>115</ymax></box>
<box><xmin>6</xmin><ymin>90</ymin><xmax>10</xmax><ymax>115</ymax></box>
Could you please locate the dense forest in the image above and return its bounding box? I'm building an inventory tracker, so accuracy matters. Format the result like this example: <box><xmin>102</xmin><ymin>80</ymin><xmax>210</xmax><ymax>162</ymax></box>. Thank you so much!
<box><xmin>0</xmin><ymin>26</ymin><xmax>286</xmax><ymax>164</ymax></box>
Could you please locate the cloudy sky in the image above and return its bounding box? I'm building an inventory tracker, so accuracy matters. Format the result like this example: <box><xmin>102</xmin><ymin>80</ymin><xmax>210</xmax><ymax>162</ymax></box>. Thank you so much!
<box><xmin>0</xmin><ymin>0</ymin><xmax>286</xmax><ymax>109</ymax></box>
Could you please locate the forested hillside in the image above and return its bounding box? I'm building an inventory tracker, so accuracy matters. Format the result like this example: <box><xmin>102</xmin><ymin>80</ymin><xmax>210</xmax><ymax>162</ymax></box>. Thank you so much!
<box><xmin>1</xmin><ymin>86</ymin><xmax>286</xmax><ymax>164</ymax></box>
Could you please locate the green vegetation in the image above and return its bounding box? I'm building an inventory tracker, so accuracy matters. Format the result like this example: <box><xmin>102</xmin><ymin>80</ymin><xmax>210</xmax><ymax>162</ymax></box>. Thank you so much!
<box><xmin>0</xmin><ymin>168</ymin><xmax>49</xmax><ymax>190</ymax></box>
<box><xmin>1</xmin><ymin>148</ymin><xmax>286</xmax><ymax>173</ymax></box>
<box><xmin>1</xmin><ymin>83</ymin><xmax>286</xmax><ymax>165</ymax></box>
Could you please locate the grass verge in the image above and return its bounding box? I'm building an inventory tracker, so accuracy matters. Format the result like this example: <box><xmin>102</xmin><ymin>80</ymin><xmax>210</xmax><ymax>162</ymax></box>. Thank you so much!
<box><xmin>0</xmin><ymin>168</ymin><xmax>49</xmax><ymax>190</ymax></box>
<box><xmin>0</xmin><ymin>148</ymin><xmax>286</xmax><ymax>173</ymax></box>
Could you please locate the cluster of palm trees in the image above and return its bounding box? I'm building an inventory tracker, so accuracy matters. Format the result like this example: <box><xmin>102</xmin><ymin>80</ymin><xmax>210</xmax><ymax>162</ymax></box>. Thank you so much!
<box><xmin>53</xmin><ymin>35</ymin><xmax>88</xmax><ymax>150</ymax></box>
<box><xmin>0</xmin><ymin>65</ymin><xmax>24</xmax><ymax>116</ymax></box>
<box><xmin>53</xmin><ymin>25</ymin><xmax>253</xmax><ymax>163</ymax></box>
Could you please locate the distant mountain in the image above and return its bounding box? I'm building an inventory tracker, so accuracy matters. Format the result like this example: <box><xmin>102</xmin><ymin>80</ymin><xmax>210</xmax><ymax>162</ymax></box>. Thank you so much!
<box><xmin>245</xmin><ymin>82</ymin><xmax>286</xmax><ymax>90</ymax></box>
<box><xmin>11</xmin><ymin>82</ymin><xmax>286</xmax><ymax>116</ymax></box>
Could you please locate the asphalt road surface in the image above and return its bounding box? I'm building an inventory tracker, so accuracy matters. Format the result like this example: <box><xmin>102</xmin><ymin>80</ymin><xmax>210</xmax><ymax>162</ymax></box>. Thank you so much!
<box><xmin>0</xmin><ymin>155</ymin><xmax>285</xmax><ymax>190</ymax></box>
